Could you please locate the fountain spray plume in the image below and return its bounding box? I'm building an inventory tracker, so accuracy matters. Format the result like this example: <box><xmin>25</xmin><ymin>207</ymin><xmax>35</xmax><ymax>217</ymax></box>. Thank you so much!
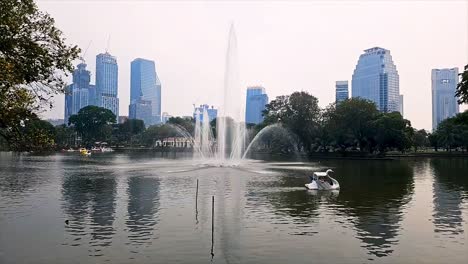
<box><xmin>216</xmin><ymin>23</ymin><xmax>246</xmax><ymax>163</ymax></box>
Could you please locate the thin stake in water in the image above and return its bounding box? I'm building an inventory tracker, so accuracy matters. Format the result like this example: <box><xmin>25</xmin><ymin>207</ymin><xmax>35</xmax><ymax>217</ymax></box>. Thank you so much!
<box><xmin>211</xmin><ymin>195</ymin><xmax>214</xmax><ymax>259</ymax></box>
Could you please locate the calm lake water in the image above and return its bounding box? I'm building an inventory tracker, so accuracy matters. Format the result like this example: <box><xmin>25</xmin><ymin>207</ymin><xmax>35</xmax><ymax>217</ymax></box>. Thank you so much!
<box><xmin>0</xmin><ymin>152</ymin><xmax>467</xmax><ymax>264</ymax></box>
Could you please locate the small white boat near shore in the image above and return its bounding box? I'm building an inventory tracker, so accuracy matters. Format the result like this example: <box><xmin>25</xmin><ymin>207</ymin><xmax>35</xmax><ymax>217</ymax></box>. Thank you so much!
<box><xmin>305</xmin><ymin>169</ymin><xmax>340</xmax><ymax>190</ymax></box>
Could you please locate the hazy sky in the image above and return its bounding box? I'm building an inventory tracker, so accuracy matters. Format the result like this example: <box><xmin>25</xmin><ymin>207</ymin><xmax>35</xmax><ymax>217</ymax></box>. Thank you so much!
<box><xmin>38</xmin><ymin>0</ymin><xmax>468</xmax><ymax>130</ymax></box>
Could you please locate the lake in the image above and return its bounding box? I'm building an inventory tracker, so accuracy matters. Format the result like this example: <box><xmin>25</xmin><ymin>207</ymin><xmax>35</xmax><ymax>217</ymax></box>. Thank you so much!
<box><xmin>0</xmin><ymin>152</ymin><xmax>467</xmax><ymax>263</ymax></box>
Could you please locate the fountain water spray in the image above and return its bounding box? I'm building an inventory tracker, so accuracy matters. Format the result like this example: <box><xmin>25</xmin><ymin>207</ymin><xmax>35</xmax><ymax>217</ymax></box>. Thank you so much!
<box><xmin>193</xmin><ymin>23</ymin><xmax>246</xmax><ymax>165</ymax></box>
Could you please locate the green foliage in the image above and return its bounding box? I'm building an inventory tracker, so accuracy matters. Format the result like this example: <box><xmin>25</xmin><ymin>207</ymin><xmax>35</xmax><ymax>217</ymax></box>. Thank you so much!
<box><xmin>373</xmin><ymin>112</ymin><xmax>412</xmax><ymax>153</ymax></box>
<box><xmin>412</xmin><ymin>129</ymin><xmax>429</xmax><ymax>152</ymax></box>
<box><xmin>326</xmin><ymin>98</ymin><xmax>379</xmax><ymax>151</ymax></box>
<box><xmin>432</xmin><ymin>111</ymin><xmax>468</xmax><ymax>151</ymax></box>
<box><xmin>258</xmin><ymin>95</ymin><xmax>417</xmax><ymax>155</ymax></box>
<box><xmin>167</xmin><ymin>116</ymin><xmax>194</xmax><ymax>135</ymax></box>
<box><xmin>0</xmin><ymin>0</ymin><xmax>80</xmax><ymax>149</ymax></box>
<box><xmin>113</xmin><ymin>119</ymin><xmax>145</xmax><ymax>146</ymax></box>
<box><xmin>141</xmin><ymin>124</ymin><xmax>178</xmax><ymax>147</ymax></box>
<box><xmin>7</xmin><ymin>116</ymin><xmax>56</xmax><ymax>152</ymax></box>
<box><xmin>263</xmin><ymin>91</ymin><xmax>320</xmax><ymax>151</ymax></box>
<box><xmin>455</xmin><ymin>64</ymin><xmax>468</xmax><ymax>104</ymax></box>
<box><xmin>54</xmin><ymin>124</ymin><xmax>76</xmax><ymax>149</ymax></box>
<box><xmin>68</xmin><ymin>106</ymin><xmax>116</xmax><ymax>145</ymax></box>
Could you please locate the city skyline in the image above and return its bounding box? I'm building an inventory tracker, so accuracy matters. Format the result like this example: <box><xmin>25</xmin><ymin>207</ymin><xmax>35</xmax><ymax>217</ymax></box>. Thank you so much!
<box><xmin>38</xmin><ymin>1</ymin><xmax>468</xmax><ymax>130</ymax></box>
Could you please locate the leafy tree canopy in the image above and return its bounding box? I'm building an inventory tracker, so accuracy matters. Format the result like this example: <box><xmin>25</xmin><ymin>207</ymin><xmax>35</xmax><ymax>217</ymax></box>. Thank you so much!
<box><xmin>456</xmin><ymin>64</ymin><xmax>468</xmax><ymax>104</ymax></box>
<box><xmin>68</xmin><ymin>106</ymin><xmax>116</xmax><ymax>145</ymax></box>
<box><xmin>0</xmin><ymin>0</ymin><xmax>80</xmax><ymax>148</ymax></box>
<box><xmin>263</xmin><ymin>91</ymin><xmax>320</xmax><ymax>151</ymax></box>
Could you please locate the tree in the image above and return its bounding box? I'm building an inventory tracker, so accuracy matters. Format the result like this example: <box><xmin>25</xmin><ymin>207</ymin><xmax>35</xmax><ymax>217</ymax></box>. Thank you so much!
<box><xmin>326</xmin><ymin>98</ymin><xmax>379</xmax><ymax>152</ymax></box>
<box><xmin>0</xmin><ymin>0</ymin><xmax>80</xmax><ymax>148</ymax></box>
<box><xmin>428</xmin><ymin>133</ymin><xmax>440</xmax><ymax>152</ymax></box>
<box><xmin>68</xmin><ymin>106</ymin><xmax>116</xmax><ymax>146</ymax></box>
<box><xmin>7</xmin><ymin>117</ymin><xmax>56</xmax><ymax>151</ymax></box>
<box><xmin>435</xmin><ymin>110</ymin><xmax>468</xmax><ymax>152</ymax></box>
<box><xmin>113</xmin><ymin>119</ymin><xmax>145</xmax><ymax>146</ymax></box>
<box><xmin>412</xmin><ymin>129</ymin><xmax>429</xmax><ymax>152</ymax></box>
<box><xmin>373</xmin><ymin>112</ymin><xmax>412</xmax><ymax>153</ymax></box>
<box><xmin>167</xmin><ymin>116</ymin><xmax>194</xmax><ymax>135</ymax></box>
<box><xmin>141</xmin><ymin>124</ymin><xmax>177</xmax><ymax>147</ymax></box>
<box><xmin>263</xmin><ymin>91</ymin><xmax>321</xmax><ymax>152</ymax></box>
<box><xmin>54</xmin><ymin>124</ymin><xmax>76</xmax><ymax>148</ymax></box>
<box><xmin>455</xmin><ymin>64</ymin><xmax>468</xmax><ymax>104</ymax></box>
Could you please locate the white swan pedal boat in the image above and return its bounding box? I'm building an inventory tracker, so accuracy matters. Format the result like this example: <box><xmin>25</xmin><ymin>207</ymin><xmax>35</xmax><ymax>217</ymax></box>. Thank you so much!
<box><xmin>305</xmin><ymin>169</ymin><xmax>340</xmax><ymax>190</ymax></box>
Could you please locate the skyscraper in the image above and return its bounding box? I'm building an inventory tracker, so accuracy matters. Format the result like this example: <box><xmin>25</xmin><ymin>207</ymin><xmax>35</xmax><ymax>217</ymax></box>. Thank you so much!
<box><xmin>130</xmin><ymin>58</ymin><xmax>162</xmax><ymax>125</ymax></box>
<box><xmin>352</xmin><ymin>47</ymin><xmax>400</xmax><ymax>112</ymax></box>
<box><xmin>193</xmin><ymin>104</ymin><xmax>218</xmax><ymax>122</ymax></box>
<box><xmin>96</xmin><ymin>52</ymin><xmax>119</xmax><ymax>119</ymax></box>
<box><xmin>432</xmin><ymin>68</ymin><xmax>459</xmax><ymax>131</ymax></box>
<box><xmin>335</xmin><ymin>81</ymin><xmax>349</xmax><ymax>103</ymax></box>
<box><xmin>245</xmin><ymin>86</ymin><xmax>268</xmax><ymax>124</ymax></box>
<box><xmin>129</xmin><ymin>98</ymin><xmax>153</xmax><ymax>127</ymax></box>
<box><xmin>64</xmin><ymin>63</ymin><xmax>95</xmax><ymax>123</ymax></box>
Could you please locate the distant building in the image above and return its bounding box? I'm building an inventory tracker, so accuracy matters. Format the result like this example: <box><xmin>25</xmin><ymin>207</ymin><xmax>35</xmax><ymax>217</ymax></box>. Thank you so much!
<box><xmin>130</xmin><ymin>58</ymin><xmax>162</xmax><ymax>125</ymax></box>
<box><xmin>352</xmin><ymin>47</ymin><xmax>400</xmax><ymax>112</ymax></box>
<box><xmin>193</xmin><ymin>104</ymin><xmax>218</xmax><ymax>122</ymax></box>
<box><xmin>398</xmin><ymin>95</ymin><xmax>404</xmax><ymax>117</ymax></box>
<box><xmin>47</xmin><ymin>119</ymin><xmax>65</xmax><ymax>127</ymax></box>
<box><xmin>432</xmin><ymin>68</ymin><xmax>459</xmax><ymax>131</ymax></box>
<box><xmin>118</xmin><ymin>116</ymin><xmax>128</xmax><ymax>124</ymax></box>
<box><xmin>335</xmin><ymin>81</ymin><xmax>349</xmax><ymax>103</ymax></box>
<box><xmin>96</xmin><ymin>52</ymin><xmax>119</xmax><ymax>119</ymax></box>
<box><xmin>161</xmin><ymin>112</ymin><xmax>173</xmax><ymax>123</ymax></box>
<box><xmin>245</xmin><ymin>86</ymin><xmax>268</xmax><ymax>124</ymax></box>
<box><xmin>129</xmin><ymin>98</ymin><xmax>153</xmax><ymax>127</ymax></box>
<box><xmin>64</xmin><ymin>63</ymin><xmax>95</xmax><ymax>123</ymax></box>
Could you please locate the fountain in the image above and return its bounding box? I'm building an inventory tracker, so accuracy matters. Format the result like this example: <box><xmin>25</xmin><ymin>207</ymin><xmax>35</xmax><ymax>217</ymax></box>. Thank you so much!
<box><xmin>191</xmin><ymin>24</ymin><xmax>298</xmax><ymax>166</ymax></box>
<box><xmin>192</xmin><ymin>23</ymin><xmax>246</xmax><ymax>166</ymax></box>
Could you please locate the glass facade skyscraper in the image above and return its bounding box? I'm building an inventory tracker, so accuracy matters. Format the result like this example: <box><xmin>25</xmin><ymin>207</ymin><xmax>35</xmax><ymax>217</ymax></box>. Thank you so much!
<box><xmin>335</xmin><ymin>80</ymin><xmax>349</xmax><ymax>103</ymax></box>
<box><xmin>64</xmin><ymin>63</ymin><xmax>95</xmax><ymax>123</ymax></box>
<box><xmin>130</xmin><ymin>58</ymin><xmax>162</xmax><ymax>125</ymax></box>
<box><xmin>129</xmin><ymin>98</ymin><xmax>153</xmax><ymax>127</ymax></box>
<box><xmin>193</xmin><ymin>104</ymin><xmax>218</xmax><ymax>122</ymax></box>
<box><xmin>432</xmin><ymin>68</ymin><xmax>459</xmax><ymax>131</ymax></box>
<box><xmin>96</xmin><ymin>52</ymin><xmax>119</xmax><ymax>119</ymax></box>
<box><xmin>352</xmin><ymin>47</ymin><xmax>400</xmax><ymax>112</ymax></box>
<box><xmin>245</xmin><ymin>86</ymin><xmax>268</xmax><ymax>124</ymax></box>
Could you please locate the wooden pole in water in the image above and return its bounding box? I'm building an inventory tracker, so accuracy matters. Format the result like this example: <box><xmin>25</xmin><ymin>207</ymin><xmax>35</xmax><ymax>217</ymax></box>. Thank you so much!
<box><xmin>211</xmin><ymin>195</ymin><xmax>214</xmax><ymax>259</ymax></box>
<box><xmin>195</xmin><ymin>179</ymin><xmax>199</xmax><ymax>224</ymax></box>
<box><xmin>195</xmin><ymin>179</ymin><xmax>199</xmax><ymax>209</ymax></box>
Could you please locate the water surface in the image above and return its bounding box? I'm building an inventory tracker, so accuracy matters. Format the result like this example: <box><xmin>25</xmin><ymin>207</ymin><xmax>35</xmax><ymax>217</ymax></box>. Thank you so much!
<box><xmin>1</xmin><ymin>153</ymin><xmax>467</xmax><ymax>263</ymax></box>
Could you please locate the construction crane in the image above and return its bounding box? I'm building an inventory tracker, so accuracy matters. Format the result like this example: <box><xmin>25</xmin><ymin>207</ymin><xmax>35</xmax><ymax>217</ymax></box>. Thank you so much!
<box><xmin>79</xmin><ymin>40</ymin><xmax>92</xmax><ymax>64</ymax></box>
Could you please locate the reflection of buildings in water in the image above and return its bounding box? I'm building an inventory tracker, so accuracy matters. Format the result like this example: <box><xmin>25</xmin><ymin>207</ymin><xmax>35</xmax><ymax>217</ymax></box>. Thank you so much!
<box><xmin>89</xmin><ymin>178</ymin><xmax>117</xmax><ymax>247</ymax></box>
<box><xmin>61</xmin><ymin>174</ymin><xmax>117</xmax><ymax>249</ymax></box>
<box><xmin>333</xmin><ymin>160</ymin><xmax>414</xmax><ymax>258</ymax></box>
<box><xmin>126</xmin><ymin>177</ymin><xmax>160</xmax><ymax>245</ymax></box>
<box><xmin>431</xmin><ymin>159</ymin><xmax>466</xmax><ymax>236</ymax></box>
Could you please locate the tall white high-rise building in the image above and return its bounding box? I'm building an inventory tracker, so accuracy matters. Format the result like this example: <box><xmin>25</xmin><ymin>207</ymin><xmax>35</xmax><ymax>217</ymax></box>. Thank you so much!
<box><xmin>96</xmin><ymin>52</ymin><xmax>119</xmax><ymax>119</ymax></box>
<box><xmin>432</xmin><ymin>68</ymin><xmax>459</xmax><ymax>131</ymax></box>
<box><xmin>352</xmin><ymin>47</ymin><xmax>400</xmax><ymax>112</ymax></box>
